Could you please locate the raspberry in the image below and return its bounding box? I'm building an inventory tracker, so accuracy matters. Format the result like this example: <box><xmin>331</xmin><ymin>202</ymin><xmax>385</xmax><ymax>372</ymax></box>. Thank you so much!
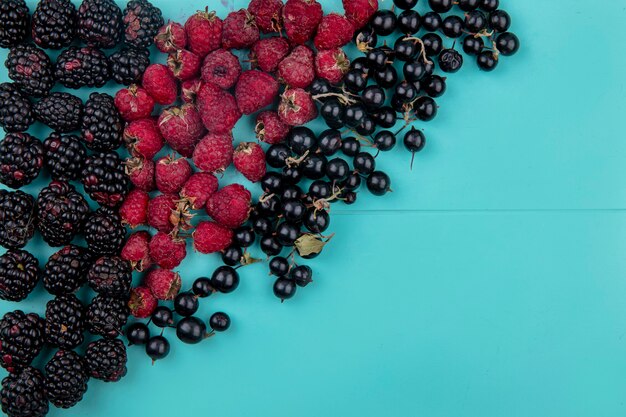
<box><xmin>342</xmin><ymin>0</ymin><xmax>378</xmax><ymax>30</ymax></box>
<box><xmin>196</xmin><ymin>83</ymin><xmax>241</xmax><ymax>134</ymax></box>
<box><xmin>283</xmin><ymin>0</ymin><xmax>322</xmax><ymax>45</ymax></box>
<box><xmin>147</xmin><ymin>193</ymin><xmax>177</xmax><ymax>233</ymax></box>
<box><xmin>249</xmin><ymin>0</ymin><xmax>283</xmax><ymax>33</ymax></box>
<box><xmin>144</xmin><ymin>269</ymin><xmax>181</xmax><ymax>300</ymax></box>
<box><xmin>315</xmin><ymin>48</ymin><xmax>350</xmax><ymax>84</ymax></box>
<box><xmin>235</xmin><ymin>70</ymin><xmax>279</xmax><ymax>115</ymax></box>
<box><xmin>192</xmin><ymin>133</ymin><xmax>233</xmax><ymax>174</ymax></box>
<box><xmin>313</xmin><ymin>13</ymin><xmax>354</xmax><ymax>50</ymax></box>
<box><xmin>157</xmin><ymin>104</ymin><xmax>205</xmax><ymax>158</ymax></box>
<box><xmin>277</xmin><ymin>45</ymin><xmax>315</xmax><ymax>88</ymax></box>
<box><xmin>221</xmin><ymin>9</ymin><xmax>259</xmax><ymax>50</ymax></box>
<box><xmin>155</xmin><ymin>22</ymin><xmax>187</xmax><ymax>53</ymax></box>
<box><xmin>128</xmin><ymin>286</ymin><xmax>157</xmax><ymax>318</ymax></box>
<box><xmin>142</xmin><ymin>64</ymin><xmax>177</xmax><ymax>105</ymax></box>
<box><xmin>119</xmin><ymin>189</ymin><xmax>149</xmax><ymax>228</ymax></box>
<box><xmin>180</xmin><ymin>172</ymin><xmax>218</xmax><ymax>210</ymax></box>
<box><xmin>206</xmin><ymin>184</ymin><xmax>251</xmax><ymax>228</ymax></box>
<box><xmin>124</xmin><ymin>157</ymin><xmax>155</xmax><ymax>191</ymax></box>
<box><xmin>184</xmin><ymin>9</ymin><xmax>223</xmax><ymax>57</ymax></box>
<box><xmin>167</xmin><ymin>49</ymin><xmax>201</xmax><ymax>81</ymax></box>
<box><xmin>149</xmin><ymin>232</ymin><xmax>186</xmax><ymax>269</ymax></box>
<box><xmin>250</xmin><ymin>37</ymin><xmax>290</xmax><ymax>73</ymax></box>
<box><xmin>233</xmin><ymin>142</ymin><xmax>266</xmax><ymax>183</ymax></box>
<box><xmin>121</xmin><ymin>231</ymin><xmax>152</xmax><ymax>272</ymax></box>
<box><xmin>193</xmin><ymin>221</ymin><xmax>233</xmax><ymax>254</ymax></box>
<box><xmin>255</xmin><ymin>111</ymin><xmax>289</xmax><ymax>144</ymax></box>
<box><xmin>181</xmin><ymin>78</ymin><xmax>202</xmax><ymax>104</ymax></box>
<box><xmin>123</xmin><ymin>118</ymin><xmax>164</xmax><ymax>159</ymax></box>
<box><xmin>201</xmin><ymin>49</ymin><xmax>241</xmax><ymax>90</ymax></box>
<box><xmin>114</xmin><ymin>84</ymin><xmax>155</xmax><ymax>121</ymax></box>
<box><xmin>278</xmin><ymin>88</ymin><xmax>318</xmax><ymax>126</ymax></box>
<box><xmin>155</xmin><ymin>155</ymin><xmax>192</xmax><ymax>194</ymax></box>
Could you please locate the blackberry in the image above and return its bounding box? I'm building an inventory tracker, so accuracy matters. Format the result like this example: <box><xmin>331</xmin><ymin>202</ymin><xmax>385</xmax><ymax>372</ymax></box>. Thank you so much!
<box><xmin>0</xmin><ymin>0</ymin><xmax>30</xmax><ymax>48</ymax></box>
<box><xmin>84</xmin><ymin>338</ymin><xmax>127</xmax><ymax>382</ymax></box>
<box><xmin>0</xmin><ymin>311</ymin><xmax>45</xmax><ymax>373</ymax></box>
<box><xmin>44</xmin><ymin>350</ymin><xmax>88</xmax><ymax>409</ymax></box>
<box><xmin>55</xmin><ymin>46</ymin><xmax>111</xmax><ymax>89</ymax></box>
<box><xmin>86</xmin><ymin>294</ymin><xmax>129</xmax><ymax>338</ymax></box>
<box><xmin>108</xmin><ymin>47</ymin><xmax>150</xmax><ymax>85</ymax></box>
<box><xmin>34</xmin><ymin>92</ymin><xmax>83</xmax><ymax>133</ymax></box>
<box><xmin>5</xmin><ymin>44</ymin><xmax>55</xmax><ymax>98</ymax></box>
<box><xmin>43</xmin><ymin>133</ymin><xmax>87</xmax><ymax>181</ymax></box>
<box><xmin>0</xmin><ymin>366</ymin><xmax>48</xmax><ymax>417</ymax></box>
<box><xmin>0</xmin><ymin>133</ymin><xmax>44</xmax><ymax>189</ymax></box>
<box><xmin>88</xmin><ymin>256</ymin><xmax>132</xmax><ymax>298</ymax></box>
<box><xmin>77</xmin><ymin>0</ymin><xmax>123</xmax><ymax>49</ymax></box>
<box><xmin>83</xmin><ymin>207</ymin><xmax>125</xmax><ymax>255</ymax></box>
<box><xmin>81</xmin><ymin>92</ymin><xmax>123</xmax><ymax>151</ymax></box>
<box><xmin>0</xmin><ymin>250</ymin><xmax>39</xmax><ymax>302</ymax></box>
<box><xmin>0</xmin><ymin>82</ymin><xmax>34</xmax><ymax>133</ymax></box>
<box><xmin>123</xmin><ymin>0</ymin><xmax>163</xmax><ymax>49</ymax></box>
<box><xmin>0</xmin><ymin>189</ymin><xmax>36</xmax><ymax>250</ymax></box>
<box><xmin>81</xmin><ymin>151</ymin><xmax>130</xmax><ymax>207</ymax></box>
<box><xmin>45</xmin><ymin>294</ymin><xmax>86</xmax><ymax>349</ymax></box>
<box><xmin>43</xmin><ymin>245</ymin><xmax>91</xmax><ymax>296</ymax></box>
<box><xmin>36</xmin><ymin>181</ymin><xmax>90</xmax><ymax>247</ymax></box>
<box><xmin>31</xmin><ymin>0</ymin><xmax>77</xmax><ymax>49</ymax></box>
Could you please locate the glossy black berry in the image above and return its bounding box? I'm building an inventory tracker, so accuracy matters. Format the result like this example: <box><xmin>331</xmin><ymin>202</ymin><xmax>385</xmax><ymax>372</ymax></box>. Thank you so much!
<box><xmin>366</xmin><ymin>47</ymin><xmax>390</xmax><ymax>70</ymax></box>
<box><xmin>496</xmin><ymin>32</ymin><xmax>520</xmax><ymax>56</ymax></box>
<box><xmin>465</xmin><ymin>10</ymin><xmax>487</xmax><ymax>32</ymax></box>
<box><xmin>462</xmin><ymin>35</ymin><xmax>484</xmax><ymax>55</ymax></box>
<box><xmin>371</xmin><ymin>10</ymin><xmax>397</xmax><ymax>36</ymax></box>
<box><xmin>404</xmin><ymin>127</ymin><xmax>426</xmax><ymax>153</ymax></box>
<box><xmin>221</xmin><ymin>245</ymin><xmax>243</xmax><ymax>266</ymax></box>
<box><xmin>341</xmin><ymin>137</ymin><xmax>361</xmax><ymax>157</ymax></box>
<box><xmin>0</xmin><ymin>0</ymin><xmax>30</xmax><ymax>48</ymax></box>
<box><xmin>173</xmin><ymin>292</ymin><xmax>198</xmax><ymax>317</ymax></box>
<box><xmin>266</xmin><ymin>143</ymin><xmax>291</xmax><ymax>168</ymax></box>
<box><xmin>428</xmin><ymin>0</ymin><xmax>453</xmax><ymax>13</ymax></box>
<box><xmin>356</xmin><ymin>117</ymin><xmax>376</xmax><ymax>136</ymax></box>
<box><xmin>343</xmin><ymin>190</ymin><xmax>357</xmax><ymax>204</ymax></box>
<box><xmin>281</xmin><ymin>185</ymin><xmax>303</xmax><ymax>201</ymax></box>
<box><xmin>283</xmin><ymin>199</ymin><xmax>306</xmax><ymax>222</ymax></box>
<box><xmin>362</xmin><ymin>85</ymin><xmax>386</xmax><ymax>109</ymax></box>
<box><xmin>211</xmin><ymin>266</ymin><xmax>240</xmax><ymax>293</ymax></box>
<box><xmin>145</xmin><ymin>335</ymin><xmax>169</xmax><ymax>361</ymax></box>
<box><xmin>342</xmin><ymin>173</ymin><xmax>362</xmax><ymax>191</ymax></box>
<box><xmin>394</xmin><ymin>38</ymin><xmax>417</xmax><ymax>62</ymax></box>
<box><xmin>310</xmin><ymin>78</ymin><xmax>333</xmax><ymax>96</ymax></box>
<box><xmin>477</xmin><ymin>50</ymin><xmax>498</xmax><ymax>71</ymax></box>
<box><xmin>350</xmin><ymin>57</ymin><xmax>370</xmax><ymax>73</ymax></box>
<box><xmin>353</xmin><ymin>152</ymin><xmax>376</xmax><ymax>175</ymax></box>
<box><xmin>366</xmin><ymin>171</ymin><xmax>392</xmax><ymax>196</ymax></box>
<box><xmin>458</xmin><ymin>0</ymin><xmax>480</xmax><ymax>11</ymax></box>
<box><xmin>260</xmin><ymin>234</ymin><xmax>282</xmax><ymax>256</ymax></box>
<box><xmin>395</xmin><ymin>80</ymin><xmax>418</xmax><ymax>102</ymax></box>
<box><xmin>422</xmin><ymin>74</ymin><xmax>447</xmax><ymax>97</ymax></box>
<box><xmin>126</xmin><ymin>322</ymin><xmax>149</xmax><ymax>345</ymax></box>
<box><xmin>374</xmin><ymin>130</ymin><xmax>397</xmax><ymax>152</ymax></box>
<box><xmin>318</xmin><ymin>129</ymin><xmax>342</xmax><ymax>156</ymax></box>
<box><xmin>403</xmin><ymin>60</ymin><xmax>428</xmax><ymax>82</ymax></box>
<box><xmin>489</xmin><ymin>9</ymin><xmax>510</xmax><ymax>32</ymax></box>
<box><xmin>326</xmin><ymin>158</ymin><xmax>350</xmax><ymax>181</ymax></box>
<box><xmin>373</xmin><ymin>65</ymin><xmax>398</xmax><ymax>89</ymax></box>
<box><xmin>438</xmin><ymin>48</ymin><xmax>464</xmax><ymax>73</ymax></box>
<box><xmin>371</xmin><ymin>107</ymin><xmax>397</xmax><ymax>128</ymax></box>
<box><xmin>422</xmin><ymin>33</ymin><xmax>443</xmax><ymax>56</ymax></box>
<box><xmin>273</xmin><ymin>277</ymin><xmax>297</xmax><ymax>301</ymax></box>
<box><xmin>284</xmin><ymin>164</ymin><xmax>303</xmax><ymax>183</ymax></box>
<box><xmin>275</xmin><ymin>222</ymin><xmax>300</xmax><ymax>246</ymax></box>
<box><xmin>253</xmin><ymin>216</ymin><xmax>273</xmax><ymax>235</ymax></box>
<box><xmin>291</xmin><ymin>265</ymin><xmax>313</xmax><ymax>287</ymax></box>
<box><xmin>308</xmin><ymin>180</ymin><xmax>332</xmax><ymax>199</ymax></box>
<box><xmin>304</xmin><ymin>208</ymin><xmax>329</xmax><ymax>233</ymax></box>
<box><xmin>260</xmin><ymin>172</ymin><xmax>283</xmax><ymax>194</ymax></box>
<box><xmin>344</xmin><ymin>103</ymin><xmax>367</xmax><ymax>128</ymax></box>
<box><xmin>269</xmin><ymin>256</ymin><xmax>290</xmax><ymax>276</ymax></box>
<box><xmin>192</xmin><ymin>277</ymin><xmax>214</xmax><ymax>298</ymax></box>
<box><xmin>233</xmin><ymin>226</ymin><xmax>255</xmax><ymax>247</ymax></box>
<box><xmin>480</xmin><ymin>0</ymin><xmax>499</xmax><ymax>12</ymax></box>
<box><xmin>176</xmin><ymin>316</ymin><xmax>206</xmax><ymax>344</ymax></box>
<box><xmin>287</xmin><ymin>126</ymin><xmax>317</xmax><ymax>155</ymax></box>
<box><xmin>354</xmin><ymin>26</ymin><xmax>377</xmax><ymax>52</ymax></box>
<box><xmin>415</xmin><ymin>96</ymin><xmax>438</xmax><ymax>121</ymax></box>
<box><xmin>393</xmin><ymin>0</ymin><xmax>418</xmax><ymax>9</ymax></box>
<box><xmin>442</xmin><ymin>15</ymin><xmax>464</xmax><ymax>38</ymax></box>
<box><xmin>422</xmin><ymin>12</ymin><xmax>442</xmax><ymax>32</ymax></box>
<box><xmin>398</xmin><ymin>10</ymin><xmax>421</xmax><ymax>34</ymax></box>
<box><xmin>320</xmin><ymin>98</ymin><xmax>345</xmax><ymax>125</ymax></box>
<box><xmin>258</xmin><ymin>194</ymin><xmax>281</xmax><ymax>217</ymax></box>
<box><xmin>151</xmin><ymin>306</ymin><xmax>174</xmax><ymax>327</ymax></box>
<box><xmin>343</xmin><ymin>69</ymin><xmax>368</xmax><ymax>92</ymax></box>
<box><xmin>302</xmin><ymin>154</ymin><xmax>327</xmax><ymax>180</ymax></box>
<box><xmin>209</xmin><ymin>312</ymin><xmax>230</xmax><ymax>332</ymax></box>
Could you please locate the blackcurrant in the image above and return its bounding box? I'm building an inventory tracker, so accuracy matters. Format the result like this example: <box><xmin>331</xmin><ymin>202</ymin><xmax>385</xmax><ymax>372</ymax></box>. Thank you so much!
<box><xmin>403</xmin><ymin>59</ymin><xmax>428</xmax><ymax>82</ymax></box>
<box><xmin>404</xmin><ymin>127</ymin><xmax>426</xmax><ymax>153</ymax></box>
<box><xmin>361</xmin><ymin>85</ymin><xmax>386</xmax><ymax>109</ymax></box>
<box><xmin>320</xmin><ymin>98</ymin><xmax>345</xmax><ymax>126</ymax></box>
<box><xmin>442</xmin><ymin>15</ymin><xmax>464</xmax><ymax>38</ymax></box>
<box><xmin>374</xmin><ymin>130</ymin><xmax>397</xmax><ymax>151</ymax></box>
<box><xmin>477</xmin><ymin>50</ymin><xmax>498</xmax><ymax>71</ymax></box>
<box><xmin>496</xmin><ymin>32</ymin><xmax>519</xmax><ymax>56</ymax></box>
<box><xmin>458</xmin><ymin>0</ymin><xmax>480</xmax><ymax>11</ymax></box>
<box><xmin>282</xmin><ymin>199</ymin><xmax>306</xmax><ymax>222</ymax></box>
<box><xmin>318</xmin><ymin>131</ymin><xmax>342</xmax><ymax>157</ymax></box>
<box><xmin>353</xmin><ymin>152</ymin><xmax>376</xmax><ymax>175</ymax></box>
<box><xmin>308</xmin><ymin>180</ymin><xmax>332</xmax><ymax>199</ymax></box>
<box><xmin>221</xmin><ymin>245</ymin><xmax>243</xmax><ymax>266</ymax></box>
<box><xmin>393</xmin><ymin>0</ymin><xmax>418</xmax><ymax>10</ymax></box>
<box><xmin>126</xmin><ymin>322</ymin><xmax>150</xmax><ymax>345</ymax></box>
<box><xmin>422</xmin><ymin>74</ymin><xmax>447</xmax><ymax>97</ymax></box>
<box><xmin>304</xmin><ymin>208</ymin><xmax>330</xmax><ymax>233</ymax></box>
<box><xmin>354</xmin><ymin>26</ymin><xmax>378</xmax><ymax>52</ymax></box>
<box><xmin>342</xmin><ymin>173</ymin><xmax>362</xmax><ymax>191</ymax></box>
<box><xmin>398</xmin><ymin>10</ymin><xmax>421</xmax><ymax>35</ymax></box>
<box><xmin>253</xmin><ymin>216</ymin><xmax>274</xmax><ymax>235</ymax></box>
<box><xmin>395</xmin><ymin>80</ymin><xmax>418</xmax><ymax>102</ymax></box>
<box><xmin>351</xmin><ymin>57</ymin><xmax>370</xmax><ymax>73</ymax></box>
<box><xmin>343</xmin><ymin>69</ymin><xmax>368</xmax><ymax>92</ymax></box>
<box><xmin>373</xmin><ymin>65</ymin><xmax>398</xmax><ymax>89</ymax></box>
<box><xmin>281</xmin><ymin>185</ymin><xmax>303</xmax><ymax>201</ymax></box>
<box><xmin>287</xmin><ymin>126</ymin><xmax>317</xmax><ymax>155</ymax></box>
<box><xmin>273</xmin><ymin>277</ymin><xmax>297</xmax><ymax>301</ymax></box>
<box><xmin>192</xmin><ymin>277</ymin><xmax>214</xmax><ymax>297</ymax></box>
<box><xmin>209</xmin><ymin>312</ymin><xmax>231</xmax><ymax>332</ymax></box>
<box><xmin>152</xmin><ymin>306</ymin><xmax>174</xmax><ymax>327</ymax></box>
<box><xmin>415</xmin><ymin>96</ymin><xmax>438</xmax><ymax>121</ymax></box>
<box><xmin>275</xmin><ymin>222</ymin><xmax>300</xmax><ymax>246</ymax></box>
<box><xmin>422</xmin><ymin>33</ymin><xmax>443</xmax><ymax>56</ymax></box>
<box><xmin>356</xmin><ymin>116</ymin><xmax>376</xmax><ymax>136</ymax></box>
<box><xmin>480</xmin><ymin>0</ymin><xmax>499</xmax><ymax>12</ymax></box>
<box><xmin>371</xmin><ymin>107</ymin><xmax>397</xmax><ymax>128</ymax></box>
<box><xmin>366</xmin><ymin>171</ymin><xmax>392</xmax><ymax>196</ymax></box>
<box><xmin>176</xmin><ymin>316</ymin><xmax>207</xmax><ymax>344</ymax></box>
<box><xmin>341</xmin><ymin>137</ymin><xmax>361</xmax><ymax>157</ymax></box>
<box><xmin>266</xmin><ymin>143</ymin><xmax>291</xmax><ymax>168</ymax></box>
<box><xmin>371</xmin><ymin>10</ymin><xmax>397</xmax><ymax>36</ymax></box>
<box><xmin>394</xmin><ymin>38</ymin><xmax>418</xmax><ymax>62</ymax></box>
<box><xmin>146</xmin><ymin>336</ymin><xmax>170</xmax><ymax>362</ymax></box>
<box><xmin>489</xmin><ymin>10</ymin><xmax>511</xmax><ymax>32</ymax></box>
<box><xmin>310</xmin><ymin>78</ymin><xmax>333</xmax><ymax>96</ymax></box>
<box><xmin>260</xmin><ymin>172</ymin><xmax>283</xmax><ymax>193</ymax></box>
<box><xmin>465</xmin><ymin>10</ymin><xmax>487</xmax><ymax>33</ymax></box>
<box><xmin>260</xmin><ymin>235</ymin><xmax>283</xmax><ymax>256</ymax></box>
<box><xmin>291</xmin><ymin>265</ymin><xmax>313</xmax><ymax>287</ymax></box>
<box><xmin>258</xmin><ymin>194</ymin><xmax>281</xmax><ymax>216</ymax></box>
<box><xmin>174</xmin><ymin>292</ymin><xmax>199</xmax><ymax>317</ymax></box>
<box><xmin>428</xmin><ymin>0</ymin><xmax>453</xmax><ymax>13</ymax></box>
<box><xmin>462</xmin><ymin>35</ymin><xmax>484</xmax><ymax>55</ymax></box>
<box><xmin>366</xmin><ymin>47</ymin><xmax>390</xmax><ymax>70</ymax></box>
<box><xmin>343</xmin><ymin>191</ymin><xmax>357</xmax><ymax>205</ymax></box>
<box><xmin>302</xmin><ymin>154</ymin><xmax>328</xmax><ymax>180</ymax></box>
<box><xmin>422</xmin><ymin>12</ymin><xmax>442</xmax><ymax>32</ymax></box>
<box><xmin>269</xmin><ymin>256</ymin><xmax>290</xmax><ymax>276</ymax></box>
<box><xmin>234</xmin><ymin>226</ymin><xmax>255</xmax><ymax>247</ymax></box>
<box><xmin>282</xmin><ymin>165</ymin><xmax>303</xmax><ymax>184</ymax></box>
<box><xmin>326</xmin><ymin>158</ymin><xmax>350</xmax><ymax>182</ymax></box>
<box><xmin>438</xmin><ymin>48</ymin><xmax>464</xmax><ymax>73</ymax></box>
<box><xmin>344</xmin><ymin>103</ymin><xmax>367</xmax><ymax>128</ymax></box>
<box><xmin>211</xmin><ymin>266</ymin><xmax>240</xmax><ymax>293</ymax></box>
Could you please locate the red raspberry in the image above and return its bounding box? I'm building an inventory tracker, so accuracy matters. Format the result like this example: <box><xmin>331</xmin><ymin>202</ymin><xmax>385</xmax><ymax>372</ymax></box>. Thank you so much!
<box><xmin>158</xmin><ymin>104</ymin><xmax>205</xmax><ymax>157</ymax></box>
<box><xmin>142</xmin><ymin>64</ymin><xmax>178</xmax><ymax>105</ymax></box>
<box><xmin>342</xmin><ymin>0</ymin><xmax>378</xmax><ymax>30</ymax></box>
<box><xmin>155</xmin><ymin>155</ymin><xmax>192</xmax><ymax>195</ymax></box>
<box><xmin>155</xmin><ymin>22</ymin><xmax>187</xmax><ymax>53</ymax></box>
<box><xmin>277</xmin><ymin>45</ymin><xmax>315</xmax><ymax>88</ymax></box>
<box><xmin>250</xmin><ymin>37</ymin><xmax>290</xmax><ymax>73</ymax></box>
<box><xmin>193</xmin><ymin>221</ymin><xmax>233</xmax><ymax>254</ymax></box>
<box><xmin>255</xmin><ymin>111</ymin><xmax>289</xmax><ymax>144</ymax></box>
<box><xmin>128</xmin><ymin>286</ymin><xmax>157</xmax><ymax>318</ymax></box>
<box><xmin>124</xmin><ymin>157</ymin><xmax>155</xmax><ymax>192</ymax></box>
<box><xmin>200</xmin><ymin>49</ymin><xmax>241</xmax><ymax>90</ymax></box>
<box><xmin>283</xmin><ymin>0</ymin><xmax>323</xmax><ymax>45</ymax></box>
<box><xmin>206</xmin><ymin>184</ymin><xmax>251</xmax><ymax>228</ymax></box>
<box><xmin>180</xmin><ymin>172</ymin><xmax>219</xmax><ymax>210</ymax></box>
<box><xmin>249</xmin><ymin>0</ymin><xmax>284</xmax><ymax>33</ymax></box>
<box><xmin>222</xmin><ymin>9</ymin><xmax>260</xmax><ymax>50</ymax></box>
<box><xmin>121</xmin><ymin>231</ymin><xmax>152</xmax><ymax>272</ymax></box>
<box><xmin>147</xmin><ymin>193</ymin><xmax>177</xmax><ymax>233</ymax></box>
<box><xmin>144</xmin><ymin>269</ymin><xmax>182</xmax><ymax>300</ymax></box>
<box><xmin>149</xmin><ymin>232</ymin><xmax>187</xmax><ymax>270</ymax></box>
<box><xmin>184</xmin><ymin>9</ymin><xmax>223</xmax><ymax>57</ymax></box>
<box><xmin>167</xmin><ymin>49</ymin><xmax>201</xmax><ymax>81</ymax></box>
<box><xmin>123</xmin><ymin>118</ymin><xmax>164</xmax><ymax>159</ymax></box>
<box><xmin>181</xmin><ymin>78</ymin><xmax>202</xmax><ymax>104</ymax></box>
<box><xmin>315</xmin><ymin>48</ymin><xmax>350</xmax><ymax>84</ymax></box>
<box><xmin>235</xmin><ymin>70</ymin><xmax>279</xmax><ymax>115</ymax></box>
<box><xmin>314</xmin><ymin>13</ymin><xmax>354</xmax><ymax>50</ymax></box>
<box><xmin>278</xmin><ymin>88</ymin><xmax>318</xmax><ymax>126</ymax></box>
<box><xmin>192</xmin><ymin>132</ymin><xmax>233</xmax><ymax>174</ymax></box>
<box><xmin>114</xmin><ymin>84</ymin><xmax>155</xmax><ymax>121</ymax></box>
<box><xmin>196</xmin><ymin>82</ymin><xmax>241</xmax><ymax>134</ymax></box>
<box><xmin>233</xmin><ymin>142</ymin><xmax>266</xmax><ymax>183</ymax></box>
<box><xmin>119</xmin><ymin>189</ymin><xmax>149</xmax><ymax>228</ymax></box>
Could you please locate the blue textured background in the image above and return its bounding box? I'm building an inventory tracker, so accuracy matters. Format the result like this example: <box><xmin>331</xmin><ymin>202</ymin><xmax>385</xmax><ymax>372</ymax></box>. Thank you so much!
<box><xmin>2</xmin><ymin>0</ymin><xmax>626</xmax><ymax>416</ymax></box>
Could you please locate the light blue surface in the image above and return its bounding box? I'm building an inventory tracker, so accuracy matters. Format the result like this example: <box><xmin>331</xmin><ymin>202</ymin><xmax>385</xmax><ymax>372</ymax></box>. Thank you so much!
<box><xmin>1</xmin><ymin>1</ymin><xmax>626</xmax><ymax>416</ymax></box>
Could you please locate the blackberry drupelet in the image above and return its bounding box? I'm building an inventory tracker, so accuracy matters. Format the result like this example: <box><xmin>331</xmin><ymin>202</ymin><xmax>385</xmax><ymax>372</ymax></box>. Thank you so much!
<box><xmin>0</xmin><ymin>250</ymin><xmax>39</xmax><ymax>302</ymax></box>
<box><xmin>88</xmin><ymin>256</ymin><xmax>132</xmax><ymax>298</ymax></box>
<box><xmin>0</xmin><ymin>366</ymin><xmax>48</xmax><ymax>417</ymax></box>
<box><xmin>81</xmin><ymin>151</ymin><xmax>129</xmax><ymax>207</ymax></box>
<box><xmin>43</xmin><ymin>245</ymin><xmax>91</xmax><ymax>295</ymax></box>
<box><xmin>77</xmin><ymin>0</ymin><xmax>123</xmax><ymax>49</ymax></box>
<box><xmin>84</xmin><ymin>338</ymin><xmax>127</xmax><ymax>382</ymax></box>
<box><xmin>0</xmin><ymin>0</ymin><xmax>30</xmax><ymax>48</ymax></box>
<box><xmin>44</xmin><ymin>350</ymin><xmax>88</xmax><ymax>409</ymax></box>
<box><xmin>0</xmin><ymin>82</ymin><xmax>34</xmax><ymax>133</ymax></box>
<box><xmin>81</xmin><ymin>92</ymin><xmax>123</xmax><ymax>151</ymax></box>
<box><xmin>31</xmin><ymin>0</ymin><xmax>77</xmax><ymax>49</ymax></box>
<box><xmin>123</xmin><ymin>0</ymin><xmax>163</xmax><ymax>49</ymax></box>
<box><xmin>36</xmin><ymin>181</ymin><xmax>90</xmax><ymax>247</ymax></box>
<box><xmin>108</xmin><ymin>47</ymin><xmax>150</xmax><ymax>85</ymax></box>
<box><xmin>45</xmin><ymin>294</ymin><xmax>86</xmax><ymax>349</ymax></box>
<box><xmin>86</xmin><ymin>294</ymin><xmax>129</xmax><ymax>338</ymax></box>
<box><xmin>34</xmin><ymin>92</ymin><xmax>83</xmax><ymax>133</ymax></box>
<box><xmin>5</xmin><ymin>44</ymin><xmax>55</xmax><ymax>98</ymax></box>
<box><xmin>0</xmin><ymin>133</ymin><xmax>44</xmax><ymax>189</ymax></box>
<box><xmin>0</xmin><ymin>311</ymin><xmax>45</xmax><ymax>373</ymax></box>
<box><xmin>83</xmin><ymin>207</ymin><xmax>125</xmax><ymax>255</ymax></box>
<box><xmin>43</xmin><ymin>133</ymin><xmax>87</xmax><ymax>181</ymax></box>
<box><xmin>55</xmin><ymin>46</ymin><xmax>111</xmax><ymax>89</ymax></box>
<box><xmin>0</xmin><ymin>189</ymin><xmax>36</xmax><ymax>250</ymax></box>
